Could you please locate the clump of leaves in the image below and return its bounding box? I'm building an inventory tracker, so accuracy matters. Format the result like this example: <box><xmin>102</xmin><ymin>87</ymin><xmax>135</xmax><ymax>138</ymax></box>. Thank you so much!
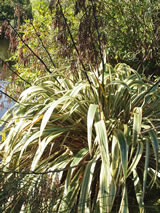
<box><xmin>0</xmin><ymin>63</ymin><xmax>159</xmax><ymax>212</ymax></box>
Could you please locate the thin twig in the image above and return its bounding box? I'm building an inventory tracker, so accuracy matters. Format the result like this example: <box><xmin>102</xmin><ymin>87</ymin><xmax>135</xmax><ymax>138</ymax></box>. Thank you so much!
<box><xmin>10</xmin><ymin>25</ymin><xmax>51</xmax><ymax>73</ymax></box>
<box><xmin>0</xmin><ymin>119</ymin><xmax>9</xmax><ymax>123</ymax></box>
<box><xmin>30</xmin><ymin>21</ymin><xmax>56</xmax><ymax>68</ymax></box>
<box><xmin>0</xmin><ymin>58</ymin><xmax>31</xmax><ymax>85</ymax></box>
<box><xmin>142</xmin><ymin>125</ymin><xmax>160</xmax><ymax>134</ymax></box>
<box><xmin>0</xmin><ymin>10</ymin><xmax>61</xmax><ymax>86</ymax></box>
<box><xmin>91</xmin><ymin>0</ymin><xmax>105</xmax><ymax>111</ymax></box>
<box><xmin>0</xmin><ymin>90</ymin><xmax>19</xmax><ymax>103</ymax></box>
<box><xmin>57</xmin><ymin>0</ymin><xmax>94</xmax><ymax>94</ymax></box>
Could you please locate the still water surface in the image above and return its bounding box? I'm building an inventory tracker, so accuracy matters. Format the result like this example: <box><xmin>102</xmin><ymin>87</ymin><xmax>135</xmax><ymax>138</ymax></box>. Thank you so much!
<box><xmin>0</xmin><ymin>80</ymin><xmax>14</xmax><ymax>119</ymax></box>
<box><xmin>0</xmin><ymin>39</ymin><xmax>9</xmax><ymax>60</ymax></box>
<box><xmin>0</xmin><ymin>39</ymin><xmax>14</xmax><ymax>119</ymax></box>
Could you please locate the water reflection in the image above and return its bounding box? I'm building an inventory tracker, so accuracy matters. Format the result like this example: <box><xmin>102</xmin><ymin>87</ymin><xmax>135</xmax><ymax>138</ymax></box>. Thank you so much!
<box><xmin>0</xmin><ymin>80</ymin><xmax>14</xmax><ymax>119</ymax></box>
<box><xmin>0</xmin><ymin>39</ymin><xmax>9</xmax><ymax>60</ymax></box>
<box><xmin>0</xmin><ymin>39</ymin><xmax>14</xmax><ymax>119</ymax></box>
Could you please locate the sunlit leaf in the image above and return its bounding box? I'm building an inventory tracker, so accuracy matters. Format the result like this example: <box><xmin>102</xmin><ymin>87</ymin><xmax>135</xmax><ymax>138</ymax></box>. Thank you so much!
<box><xmin>116</xmin><ymin>130</ymin><xmax>128</xmax><ymax>179</ymax></box>
<box><xmin>133</xmin><ymin>107</ymin><xmax>142</xmax><ymax>146</ymax></box>
<box><xmin>87</xmin><ymin>104</ymin><xmax>98</xmax><ymax>155</ymax></box>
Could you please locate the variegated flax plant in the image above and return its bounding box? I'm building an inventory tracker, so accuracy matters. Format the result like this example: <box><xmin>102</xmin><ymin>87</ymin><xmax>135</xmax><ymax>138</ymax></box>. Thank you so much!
<box><xmin>0</xmin><ymin>60</ymin><xmax>160</xmax><ymax>212</ymax></box>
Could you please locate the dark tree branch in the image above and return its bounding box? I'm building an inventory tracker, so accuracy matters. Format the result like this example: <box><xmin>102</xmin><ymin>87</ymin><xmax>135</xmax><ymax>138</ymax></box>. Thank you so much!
<box><xmin>0</xmin><ymin>10</ymin><xmax>62</xmax><ymax>86</ymax></box>
<box><xmin>91</xmin><ymin>0</ymin><xmax>105</xmax><ymax>111</ymax></box>
<box><xmin>142</xmin><ymin>125</ymin><xmax>160</xmax><ymax>134</ymax></box>
<box><xmin>0</xmin><ymin>119</ymin><xmax>9</xmax><ymax>123</ymax></box>
<box><xmin>57</xmin><ymin>0</ymin><xmax>94</xmax><ymax>94</ymax></box>
<box><xmin>0</xmin><ymin>58</ymin><xmax>31</xmax><ymax>85</ymax></box>
<box><xmin>11</xmin><ymin>25</ymin><xmax>51</xmax><ymax>73</ymax></box>
<box><xmin>30</xmin><ymin>21</ymin><xmax>56</xmax><ymax>68</ymax></box>
<box><xmin>0</xmin><ymin>89</ymin><xmax>19</xmax><ymax>103</ymax></box>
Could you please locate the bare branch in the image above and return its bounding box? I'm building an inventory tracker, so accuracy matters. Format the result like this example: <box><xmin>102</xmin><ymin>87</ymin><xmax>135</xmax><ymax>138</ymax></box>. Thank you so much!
<box><xmin>91</xmin><ymin>0</ymin><xmax>105</xmax><ymax>111</ymax></box>
<box><xmin>0</xmin><ymin>10</ymin><xmax>61</xmax><ymax>86</ymax></box>
<box><xmin>0</xmin><ymin>58</ymin><xmax>31</xmax><ymax>85</ymax></box>
<box><xmin>30</xmin><ymin>21</ymin><xmax>56</xmax><ymax>68</ymax></box>
<box><xmin>0</xmin><ymin>89</ymin><xmax>19</xmax><ymax>103</ymax></box>
<box><xmin>57</xmin><ymin>0</ymin><xmax>95</xmax><ymax>94</ymax></box>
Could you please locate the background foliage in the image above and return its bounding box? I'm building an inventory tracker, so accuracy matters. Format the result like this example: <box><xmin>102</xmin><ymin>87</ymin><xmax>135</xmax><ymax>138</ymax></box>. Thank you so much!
<box><xmin>10</xmin><ymin>0</ymin><xmax>160</xmax><ymax>88</ymax></box>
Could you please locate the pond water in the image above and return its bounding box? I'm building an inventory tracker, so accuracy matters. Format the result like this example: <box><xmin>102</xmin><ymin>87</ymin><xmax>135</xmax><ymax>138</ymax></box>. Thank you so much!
<box><xmin>0</xmin><ymin>39</ymin><xmax>14</xmax><ymax>120</ymax></box>
<box><xmin>0</xmin><ymin>80</ymin><xmax>14</xmax><ymax>119</ymax></box>
<box><xmin>0</xmin><ymin>39</ymin><xmax>9</xmax><ymax>60</ymax></box>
